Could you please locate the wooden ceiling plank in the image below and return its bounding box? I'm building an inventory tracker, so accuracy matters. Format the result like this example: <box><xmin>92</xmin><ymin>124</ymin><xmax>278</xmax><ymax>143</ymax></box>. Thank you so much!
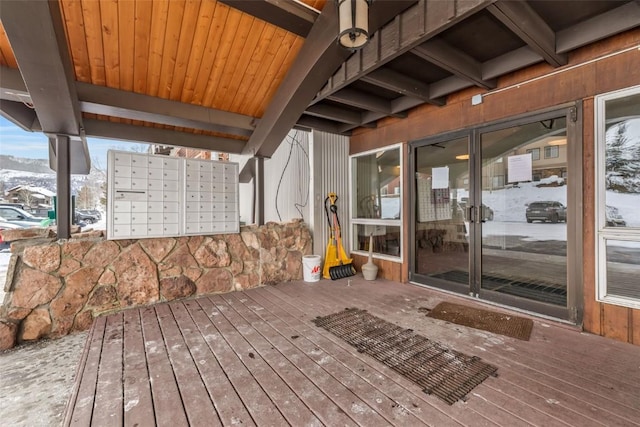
<box><xmin>236</xmin><ymin>27</ymin><xmax>287</xmax><ymax>116</ymax></box>
<box><xmin>487</xmin><ymin>0</ymin><xmax>567</xmax><ymax>67</ymax></box>
<box><xmin>228</xmin><ymin>24</ymin><xmax>276</xmax><ymax>112</ymax></box>
<box><xmin>412</xmin><ymin>39</ymin><xmax>496</xmax><ymax>89</ymax></box>
<box><xmin>191</xmin><ymin>2</ymin><xmax>230</xmax><ymax>105</ymax></box>
<box><xmin>83</xmin><ymin>118</ymin><xmax>246</xmax><ymax>154</ymax></box>
<box><xmin>201</xmin><ymin>7</ymin><xmax>242</xmax><ymax>109</ymax></box>
<box><xmin>212</xmin><ymin>13</ymin><xmax>255</xmax><ymax>110</ymax></box>
<box><xmin>180</xmin><ymin>0</ymin><xmax>217</xmax><ymax>103</ymax></box>
<box><xmin>146</xmin><ymin>0</ymin><xmax>170</xmax><ymax>97</ymax></box>
<box><xmin>118</xmin><ymin>0</ymin><xmax>135</xmax><ymax>92</ymax></box>
<box><xmin>81</xmin><ymin>0</ymin><xmax>106</xmax><ymax>85</ymax></box>
<box><xmin>157</xmin><ymin>0</ymin><xmax>186</xmax><ymax>100</ymax></box>
<box><xmin>168</xmin><ymin>0</ymin><xmax>202</xmax><ymax>102</ymax></box>
<box><xmin>59</xmin><ymin>0</ymin><xmax>91</xmax><ymax>83</ymax></box>
<box><xmin>556</xmin><ymin>1</ymin><xmax>640</xmax><ymax>54</ymax></box>
<box><xmin>255</xmin><ymin>34</ymin><xmax>305</xmax><ymax>117</ymax></box>
<box><xmin>219</xmin><ymin>18</ymin><xmax>266</xmax><ymax>111</ymax></box>
<box><xmin>217</xmin><ymin>0</ymin><xmax>318</xmax><ymax>37</ymax></box>
<box><xmin>133</xmin><ymin>0</ymin><xmax>153</xmax><ymax>95</ymax></box>
<box><xmin>99</xmin><ymin>0</ymin><xmax>120</xmax><ymax>88</ymax></box>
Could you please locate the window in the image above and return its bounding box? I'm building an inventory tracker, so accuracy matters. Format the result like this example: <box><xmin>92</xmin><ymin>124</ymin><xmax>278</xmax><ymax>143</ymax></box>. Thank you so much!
<box><xmin>527</xmin><ymin>148</ymin><xmax>540</xmax><ymax>161</ymax></box>
<box><xmin>595</xmin><ymin>85</ymin><xmax>640</xmax><ymax>309</ymax></box>
<box><xmin>544</xmin><ymin>145</ymin><xmax>559</xmax><ymax>158</ymax></box>
<box><xmin>350</xmin><ymin>144</ymin><xmax>403</xmax><ymax>259</ymax></box>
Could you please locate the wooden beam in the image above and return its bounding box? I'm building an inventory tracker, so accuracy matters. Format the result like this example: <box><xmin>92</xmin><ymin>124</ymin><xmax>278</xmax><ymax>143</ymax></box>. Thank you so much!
<box><xmin>412</xmin><ymin>39</ymin><xmax>497</xmax><ymax>89</ymax></box>
<box><xmin>296</xmin><ymin>115</ymin><xmax>351</xmax><ymax>134</ymax></box>
<box><xmin>83</xmin><ymin>119</ymin><xmax>246</xmax><ymax>154</ymax></box>
<box><xmin>244</xmin><ymin>0</ymin><xmax>418</xmax><ymax>159</ymax></box>
<box><xmin>217</xmin><ymin>0</ymin><xmax>318</xmax><ymax>37</ymax></box>
<box><xmin>361</xmin><ymin>68</ymin><xmax>440</xmax><ymax>104</ymax></box>
<box><xmin>315</xmin><ymin>0</ymin><xmax>493</xmax><ymax>103</ymax></box>
<box><xmin>326</xmin><ymin>88</ymin><xmax>408</xmax><ymax>118</ymax></box>
<box><xmin>487</xmin><ymin>0</ymin><xmax>567</xmax><ymax>67</ymax></box>
<box><xmin>305</xmin><ymin>104</ymin><xmax>363</xmax><ymax>125</ymax></box>
<box><xmin>482</xmin><ymin>46</ymin><xmax>542</xmax><ymax>80</ymax></box>
<box><xmin>556</xmin><ymin>1</ymin><xmax>640</xmax><ymax>53</ymax></box>
<box><xmin>76</xmin><ymin>82</ymin><xmax>256</xmax><ymax>137</ymax></box>
<box><xmin>0</xmin><ymin>1</ymin><xmax>84</xmax><ymax>136</ymax></box>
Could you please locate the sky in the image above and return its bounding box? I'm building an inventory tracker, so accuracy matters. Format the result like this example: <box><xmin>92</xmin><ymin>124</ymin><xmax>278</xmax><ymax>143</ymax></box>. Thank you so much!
<box><xmin>0</xmin><ymin>116</ymin><xmax>150</xmax><ymax>169</ymax></box>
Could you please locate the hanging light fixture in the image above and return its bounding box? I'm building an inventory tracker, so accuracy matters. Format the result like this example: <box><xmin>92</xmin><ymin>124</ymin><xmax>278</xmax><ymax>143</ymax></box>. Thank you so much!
<box><xmin>337</xmin><ymin>0</ymin><xmax>371</xmax><ymax>50</ymax></box>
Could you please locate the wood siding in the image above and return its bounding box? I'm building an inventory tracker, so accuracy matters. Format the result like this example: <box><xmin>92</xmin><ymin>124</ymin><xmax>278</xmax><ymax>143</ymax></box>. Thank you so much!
<box><xmin>350</xmin><ymin>29</ymin><xmax>640</xmax><ymax>345</ymax></box>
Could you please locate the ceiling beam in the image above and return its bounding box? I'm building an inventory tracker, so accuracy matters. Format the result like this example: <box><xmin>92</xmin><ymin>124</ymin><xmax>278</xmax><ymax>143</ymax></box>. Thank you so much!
<box><xmin>217</xmin><ymin>0</ymin><xmax>318</xmax><ymax>37</ymax></box>
<box><xmin>305</xmin><ymin>104</ymin><xmax>364</xmax><ymax>125</ymax></box>
<box><xmin>326</xmin><ymin>88</ymin><xmax>408</xmax><ymax>118</ymax></box>
<box><xmin>76</xmin><ymin>82</ymin><xmax>256</xmax><ymax>138</ymax></box>
<box><xmin>296</xmin><ymin>115</ymin><xmax>352</xmax><ymax>135</ymax></box>
<box><xmin>482</xmin><ymin>46</ymin><xmax>543</xmax><ymax>80</ymax></box>
<box><xmin>487</xmin><ymin>0</ymin><xmax>567</xmax><ymax>67</ymax></box>
<box><xmin>241</xmin><ymin>0</ymin><xmax>418</xmax><ymax>160</ymax></box>
<box><xmin>83</xmin><ymin>119</ymin><xmax>246</xmax><ymax>154</ymax></box>
<box><xmin>314</xmin><ymin>0</ymin><xmax>493</xmax><ymax>103</ymax></box>
<box><xmin>412</xmin><ymin>39</ymin><xmax>497</xmax><ymax>89</ymax></box>
<box><xmin>0</xmin><ymin>1</ymin><xmax>84</xmax><ymax>137</ymax></box>
<box><xmin>0</xmin><ymin>100</ymin><xmax>38</xmax><ymax>131</ymax></box>
<box><xmin>361</xmin><ymin>68</ymin><xmax>444</xmax><ymax>105</ymax></box>
<box><xmin>556</xmin><ymin>1</ymin><xmax>640</xmax><ymax>53</ymax></box>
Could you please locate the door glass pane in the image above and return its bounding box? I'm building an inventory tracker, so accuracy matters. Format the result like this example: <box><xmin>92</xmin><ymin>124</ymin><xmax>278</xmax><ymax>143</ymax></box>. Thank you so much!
<box><xmin>414</xmin><ymin>137</ymin><xmax>469</xmax><ymax>281</ymax></box>
<box><xmin>604</xmin><ymin>93</ymin><xmax>640</xmax><ymax>228</ymax></box>
<box><xmin>480</xmin><ymin>118</ymin><xmax>568</xmax><ymax>306</ymax></box>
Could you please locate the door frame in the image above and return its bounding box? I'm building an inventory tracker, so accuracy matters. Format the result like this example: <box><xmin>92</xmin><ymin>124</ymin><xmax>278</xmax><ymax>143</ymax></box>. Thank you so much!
<box><xmin>409</xmin><ymin>103</ymin><xmax>583</xmax><ymax>323</ymax></box>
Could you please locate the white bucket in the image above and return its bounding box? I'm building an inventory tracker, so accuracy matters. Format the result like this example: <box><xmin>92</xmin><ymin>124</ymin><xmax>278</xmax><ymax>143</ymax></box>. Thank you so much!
<box><xmin>302</xmin><ymin>255</ymin><xmax>322</xmax><ymax>283</ymax></box>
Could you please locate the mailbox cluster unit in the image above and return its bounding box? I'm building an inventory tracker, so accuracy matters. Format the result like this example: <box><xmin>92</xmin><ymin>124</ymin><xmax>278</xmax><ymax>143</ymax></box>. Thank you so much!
<box><xmin>107</xmin><ymin>150</ymin><xmax>239</xmax><ymax>240</ymax></box>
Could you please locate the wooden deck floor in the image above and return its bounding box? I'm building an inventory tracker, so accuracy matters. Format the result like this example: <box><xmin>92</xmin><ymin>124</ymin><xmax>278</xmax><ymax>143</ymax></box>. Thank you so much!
<box><xmin>64</xmin><ymin>278</ymin><xmax>640</xmax><ymax>426</ymax></box>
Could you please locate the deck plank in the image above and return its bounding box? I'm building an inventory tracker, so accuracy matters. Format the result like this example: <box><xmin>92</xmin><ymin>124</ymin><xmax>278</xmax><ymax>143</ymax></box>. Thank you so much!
<box><xmin>183</xmin><ymin>299</ymin><xmax>288</xmax><ymax>426</ymax></box>
<box><xmin>217</xmin><ymin>292</ymin><xmax>403</xmax><ymax>426</ymax></box>
<box><xmin>91</xmin><ymin>312</ymin><xmax>124</xmax><ymax>426</ymax></box>
<box><xmin>64</xmin><ymin>278</ymin><xmax>640</xmax><ymax>427</ymax></box>
<box><xmin>279</xmin><ymin>280</ymin><xmax>640</xmax><ymax>426</ymax></box>
<box><xmin>225</xmin><ymin>290</ymin><xmax>436</xmax><ymax>426</ymax></box>
<box><xmin>198</xmin><ymin>296</ymin><xmax>331</xmax><ymax>426</ymax></box>
<box><xmin>139</xmin><ymin>306</ymin><xmax>189</xmax><ymax>427</ymax></box>
<box><xmin>154</xmin><ymin>303</ymin><xmax>221</xmax><ymax>426</ymax></box>
<box><xmin>122</xmin><ymin>309</ymin><xmax>155</xmax><ymax>427</ymax></box>
<box><xmin>169</xmin><ymin>301</ymin><xmax>256</xmax><ymax>427</ymax></box>
<box><xmin>66</xmin><ymin>315</ymin><xmax>107</xmax><ymax>426</ymax></box>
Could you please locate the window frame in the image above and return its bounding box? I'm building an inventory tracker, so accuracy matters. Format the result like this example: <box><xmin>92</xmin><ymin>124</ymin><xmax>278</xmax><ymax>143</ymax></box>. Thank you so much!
<box><xmin>544</xmin><ymin>145</ymin><xmax>559</xmax><ymax>158</ymax></box>
<box><xmin>349</xmin><ymin>143</ymin><xmax>403</xmax><ymax>262</ymax></box>
<box><xmin>595</xmin><ymin>85</ymin><xmax>640</xmax><ymax>309</ymax></box>
<box><xmin>527</xmin><ymin>148</ymin><xmax>540</xmax><ymax>161</ymax></box>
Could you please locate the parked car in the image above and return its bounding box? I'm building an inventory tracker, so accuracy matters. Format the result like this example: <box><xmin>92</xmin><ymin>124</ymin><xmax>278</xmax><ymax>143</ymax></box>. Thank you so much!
<box><xmin>525</xmin><ymin>201</ymin><xmax>567</xmax><ymax>223</ymax></box>
<box><xmin>605</xmin><ymin>205</ymin><xmax>626</xmax><ymax>227</ymax></box>
<box><xmin>0</xmin><ymin>205</ymin><xmax>49</xmax><ymax>227</ymax></box>
<box><xmin>75</xmin><ymin>210</ymin><xmax>100</xmax><ymax>224</ymax></box>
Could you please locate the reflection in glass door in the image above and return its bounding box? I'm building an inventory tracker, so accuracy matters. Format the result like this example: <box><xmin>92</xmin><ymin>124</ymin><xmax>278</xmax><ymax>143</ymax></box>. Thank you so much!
<box><xmin>411</xmin><ymin>110</ymin><xmax>577</xmax><ymax>319</ymax></box>
<box><xmin>413</xmin><ymin>136</ymin><xmax>471</xmax><ymax>295</ymax></box>
<box><xmin>479</xmin><ymin>117</ymin><xmax>568</xmax><ymax>309</ymax></box>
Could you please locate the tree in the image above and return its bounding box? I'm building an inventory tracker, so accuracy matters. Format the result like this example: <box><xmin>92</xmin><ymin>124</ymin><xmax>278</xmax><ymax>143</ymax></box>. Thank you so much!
<box><xmin>77</xmin><ymin>184</ymin><xmax>94</xmax><ymax>209</ymax></box>
<box><xmin>17</xmin><ymin>188</ymin><xmax>36</xmax><ymax>208</ymax></box>
<box><xmin>606</xmin><ymin>122</ymin><xmax>627</xmax><ymax>174</ymax></box>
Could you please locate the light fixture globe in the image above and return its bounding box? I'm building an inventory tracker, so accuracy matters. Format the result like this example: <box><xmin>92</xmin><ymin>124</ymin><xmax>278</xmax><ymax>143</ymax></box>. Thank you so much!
<box><xmin>337</xmin><ymin>0</ymin><xmax>371</xmax><ymax>50</ymax></box>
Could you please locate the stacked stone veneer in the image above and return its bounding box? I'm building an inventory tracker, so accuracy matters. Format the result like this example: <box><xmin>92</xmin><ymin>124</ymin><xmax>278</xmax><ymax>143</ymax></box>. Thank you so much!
<box><xmin>0</xmin><ymin>219</ymin><xmax>311</xmax><ymax>350</ymax></box>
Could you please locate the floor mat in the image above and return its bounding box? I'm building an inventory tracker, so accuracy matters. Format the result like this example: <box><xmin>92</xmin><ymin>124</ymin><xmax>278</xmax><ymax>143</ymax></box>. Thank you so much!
<box><xmin>426</xmin><ymin>302</ymin><xmax>534</xmax><ymax>341</ymax></box>
<box><xmin>430</xmin><ymin>270</ymin><xmax>567</xmax><ymax>306</ymax></box>
<box><xmin>313</xmin><ymin>308</ymin><xmax>498</xmax><ymax>405</ymax></box>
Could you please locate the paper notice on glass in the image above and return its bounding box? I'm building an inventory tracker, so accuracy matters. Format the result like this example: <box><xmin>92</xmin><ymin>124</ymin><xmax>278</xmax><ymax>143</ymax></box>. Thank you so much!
<box><xmin>432</xmin><ymin>166</ymin><xmax>449</xmax><ymax>189</ymax></box>
<box><xmin>507</xmin><ymin>154</ymin><xmax>532</xmax><ymax>183</ymax></box>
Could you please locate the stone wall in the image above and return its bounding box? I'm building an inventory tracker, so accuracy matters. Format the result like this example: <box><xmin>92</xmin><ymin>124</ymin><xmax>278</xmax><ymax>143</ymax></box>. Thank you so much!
<box><xmin>0</xmin><ymin>220</ymin><xmax>311</xmax><ymax>350</ymax></box>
